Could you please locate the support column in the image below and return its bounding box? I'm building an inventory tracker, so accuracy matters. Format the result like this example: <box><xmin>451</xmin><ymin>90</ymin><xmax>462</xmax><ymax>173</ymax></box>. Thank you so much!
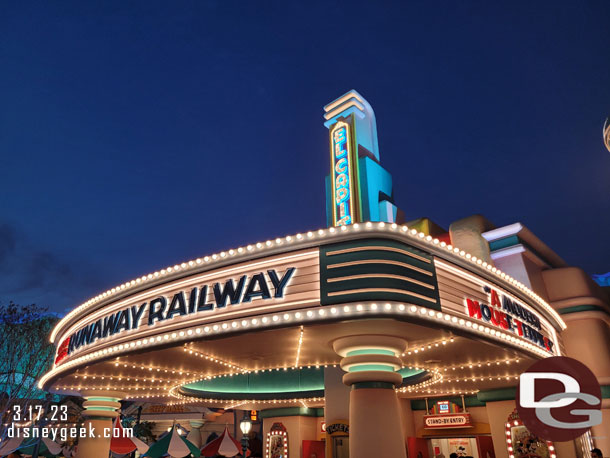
<box><xmin>334</xmin><ymin>335</ymin><xmax>407</xmax><ymax>458</ymax></box>
<box><xmin>187</xmin><ymin>420</ymin><xmax>205</xmax><ymax>448</ymax></box>
<box><xmin>76</xmin><ymin>390</ymin><xmax>125</xmax><ymax>458</ymax></box>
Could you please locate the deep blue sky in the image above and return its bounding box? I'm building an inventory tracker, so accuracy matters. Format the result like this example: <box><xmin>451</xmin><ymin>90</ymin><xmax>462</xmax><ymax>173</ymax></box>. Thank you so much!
<box><xmin>1</xmin><ymin>1</ymin><xmax>609</xmax><ymax>314</ymax></box>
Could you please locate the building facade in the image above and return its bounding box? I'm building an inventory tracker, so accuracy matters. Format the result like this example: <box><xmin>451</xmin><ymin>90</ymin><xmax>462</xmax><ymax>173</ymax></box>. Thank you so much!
<box><xmin>40</xmin><ymin>91</ymin><xmax>610</xmax><ymax>458</ymax></box>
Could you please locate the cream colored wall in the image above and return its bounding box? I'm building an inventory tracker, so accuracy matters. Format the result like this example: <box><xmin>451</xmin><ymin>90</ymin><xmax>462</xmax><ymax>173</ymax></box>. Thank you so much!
<box><xmin>400</xmin><ymin>398</ymin><xmax>416</xmax><ymax>438</ymax></box>
<box><xmin>485</xmin><ymin>400</ymin><xmax>515</xmax><ymax>458</ymax></box>
<box><xmin>324</xmin><ymin>366</ymin><xmax>350</xmax><ymax>422</ymax></box>
<box><xmin>521</xmin><ymin>255</ymin><xmax>550</xmax><ymax>300</ymax></box>
<box><xmin>201</xmin><ymin>411</ymin><xmax>236</xmax><ymax>442</ymax></box>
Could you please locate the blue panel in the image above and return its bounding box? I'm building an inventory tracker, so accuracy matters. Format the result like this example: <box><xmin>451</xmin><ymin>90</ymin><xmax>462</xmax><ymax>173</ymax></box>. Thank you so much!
<box><xmin>325</xmin><ymin>174</ymin><xmax>333</xmax><ymax>227</ymax></box>
<box><xmin>358</xmin><ymin>156</ymin><xmax>394</xmax><ymax>222</ymax></box>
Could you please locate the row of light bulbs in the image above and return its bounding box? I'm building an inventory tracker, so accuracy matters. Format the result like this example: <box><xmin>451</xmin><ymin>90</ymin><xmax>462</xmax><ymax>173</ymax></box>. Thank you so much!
<box><xmin>112</xmin><ymin>359</ymin><xmax>200</xmax><ymax>377</ymax></box>
<box><xmin>167</xmin><ymin>396</ymin><xmax>325</xmax><ymax>406</ymax></box>
<box><xmin>398</xmin><ymin>369</ymin><xmax>444</xmax><ymax>393</ymax></box>
<box><xmin>294</xmin><ymin>326</ymin><xmax>304</xmax><ymax>367</ymax></box>
<box><xmin>44</xmin><ymin>297</ymin><xmax>552</xmax><ymax>391</ymax></box>
<box><xmin>59</xmin><ymin>385</ymin><xmax>167</xmax><ymax>391</ymax></box>
<box><xmin>441</xmin><ymin>357</ymin><xmax>521</xmax><ymax>371</ymax></box>
<box><xmin>58</xmin><ymin>347</ymin><xmax>528</xmax><ymax>401</ymax></box>
<box><xmin>409</xmin><ymin>389</ymin><xmax>480</xmax><ymax>396</ymax></box>
<box><xmin>73</xmin><ymin>373</ymin><xmax>174</xmax><ymax>383</ymax></box>
<box><xmin>74</xmin><ymin>354</ymin><xmax>524</xmax><ymax>388</ymax></box>
<box><xmin>50</xmin><ymin>220</ymin><xmax>564</xmax><ymax>346</ymax></box>
<box><xmin>61</xmin><ymin>363</ymin><xmax>523</xmax><ymax>402</ymax></box>
<box><xmin>182</xmin><ymin>345</ymin><xmax>247</xmax><ymax>373</ymax></box>
<box><xmin>402</xmin><ymin>337</ymin><xmax>455</xmax><ymax>356</ymax></box>
<box><xmin>59</xmin><ymin>333</ymin><xmax>529</xmax><ymax>404</ymax></box>
<box><xmin>443</xmin><ymin>374</ymin><xmax>521</xmax><ymax>383</ymax></box>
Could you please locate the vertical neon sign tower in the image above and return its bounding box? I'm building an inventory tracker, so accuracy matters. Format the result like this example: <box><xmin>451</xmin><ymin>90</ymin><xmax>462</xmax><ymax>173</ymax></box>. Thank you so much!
<box><xmin>324</xmin><ymin>90</ymin><xmax>401</xmax><ymax>227</ymax></box>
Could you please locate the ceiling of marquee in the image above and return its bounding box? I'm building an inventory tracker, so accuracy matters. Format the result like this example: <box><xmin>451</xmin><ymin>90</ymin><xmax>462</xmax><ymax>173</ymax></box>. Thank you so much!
<box><xmin>49</xmin><ymin>317</ymin><xmax>535</xmax><ymax>410</ymax></box>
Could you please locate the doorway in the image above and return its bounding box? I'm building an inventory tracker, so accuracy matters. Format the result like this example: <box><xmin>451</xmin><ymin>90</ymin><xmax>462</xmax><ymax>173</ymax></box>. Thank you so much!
<box><xmin>332</xmin><ymin>436</ymin><xmax>349</xmax><ymax>458</ymax></box>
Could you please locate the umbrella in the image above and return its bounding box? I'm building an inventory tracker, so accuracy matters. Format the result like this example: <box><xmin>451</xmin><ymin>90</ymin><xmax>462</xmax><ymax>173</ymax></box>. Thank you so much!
<box><xmin>17</xmin><ymin>437</ymin><xmax>63</xmax><ymax>457</ymax></box>
<box><xmin>110</xmin><ymin>417</ymin><xmax>149</xmax><ymax>455</ymax></box>
<box><xmin>144</xmin><ymin>426</ymin><xmax>200</xmax><ymax>458</ymax></box>
<box><xmin>200</xmin><ymin>427</ymin><xmax>246</xmax><ymax>457</ymax></box>
<box><xmin>0</xmin><ymin>437</ymin><xmax>23</xmax><ymax>456</ymax></box>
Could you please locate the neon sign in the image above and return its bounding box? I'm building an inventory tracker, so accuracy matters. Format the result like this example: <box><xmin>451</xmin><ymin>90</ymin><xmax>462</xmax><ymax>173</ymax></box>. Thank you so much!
<box><xmin>65</xmin><ymin>267</ymin><xmax>296</xmax><ymax>356</ymax></box>
<box><xmin>330</xmin><ymin>121</ymin><xmax>357</xmax><ymax>226</ymax></box>
<box><xmin>465</xmin><ymin>286</ymin><xmax>555</xmax><ymax>353</ymax></box>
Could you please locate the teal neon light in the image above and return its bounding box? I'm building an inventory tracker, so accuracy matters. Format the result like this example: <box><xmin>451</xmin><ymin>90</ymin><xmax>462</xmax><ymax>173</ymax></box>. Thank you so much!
<box><xmin>346</xmin><ymin>349</ymin><xmax>395</xmax><ymax>357</ymax></box>
<box><xmin>183</xmin><ymin>367</ymin><xmax>324</xmax><ymax>394</ymax></box>
<box><xmin>348</xmin><ymin>364</ymin><xmax>395</xmax><ymax>372</ymax></box>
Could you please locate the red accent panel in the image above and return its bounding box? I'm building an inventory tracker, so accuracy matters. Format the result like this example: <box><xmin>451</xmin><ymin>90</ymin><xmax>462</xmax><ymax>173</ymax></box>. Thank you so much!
<box><xmin>303</xmin><ymin>440</ymin><xmax>325</xmax><ymax>458</ymax></box>
<box><xmin>407</xmin><ymin>437</ymin><xmax>430</xmax><ymax>458</ymax></box>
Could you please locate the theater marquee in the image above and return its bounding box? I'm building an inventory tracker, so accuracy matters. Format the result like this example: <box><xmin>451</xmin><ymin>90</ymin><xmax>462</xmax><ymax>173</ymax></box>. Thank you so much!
<box><xmin>53</xmin><ymin>249</ymin><xmax>321</xmax><ymax>365</ymax></box>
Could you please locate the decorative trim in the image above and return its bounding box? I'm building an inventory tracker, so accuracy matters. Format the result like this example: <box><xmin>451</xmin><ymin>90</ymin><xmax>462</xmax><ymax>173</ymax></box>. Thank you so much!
<box><xmin>558</xmin><ymin>305</ymin><xmax>610</xmax><ymax>316</ymax></box>
<box><xmin>476</xmin><ymin>387</ymin><xmax>516</xmax><ymax>403</ymax></box>
<box><xmin>260</xmin><ymin>407</ymin><xmax>324</xmax><ymax>418</ymax></box>
<box><xmin>352</xmin><ymin>381</ymin><xmax>395</xmax><ymax>390</ymax></box>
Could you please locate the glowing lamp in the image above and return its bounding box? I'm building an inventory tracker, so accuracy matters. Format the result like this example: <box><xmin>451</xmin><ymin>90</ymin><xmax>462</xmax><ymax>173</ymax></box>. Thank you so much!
<box><xmin>240</xmin><ymin>417</ymin><xmax>252</xmax><ymax>435</ymax></box>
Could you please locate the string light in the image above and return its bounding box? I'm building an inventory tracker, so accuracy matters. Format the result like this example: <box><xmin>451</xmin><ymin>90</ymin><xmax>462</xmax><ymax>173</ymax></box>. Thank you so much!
<box><xmin>295</xmin><ymin>326</ymin><xmax>304</xmax><ymax>368</ymax></box>
<box><xmin>50</xmin><ymin>222</ymin><xmax>565</xmax><ymax>345</ymax></box>
<box><xmin>42</xmin><ymin>302</ymin><xmax>548</xmax><ymax>392</ymax></box>
<box><xmin>167</xmin><ymin>396</ymin><xmax>324</xmax><ymax>406</ymax></box>
<box><xmin>441</xmin><ymin>357</ymin><xmax>521</xmax><ymax>372</ymax></box>
<box><xmin>401</xmin><ymin>337</ymin><xmax>455</xmax><ymax>356</ymax></box>
<box><xmin>182</xmin><ymin>345</ymin><xmax>247</xmax><ymax>373</ymax></box>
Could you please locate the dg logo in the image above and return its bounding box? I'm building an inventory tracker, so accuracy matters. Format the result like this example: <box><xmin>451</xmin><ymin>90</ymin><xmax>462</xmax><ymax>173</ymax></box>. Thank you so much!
<box><xmin>517</xmin><ymin>356</ymin><xmax>602</xmax><ymax>441</ymax></box>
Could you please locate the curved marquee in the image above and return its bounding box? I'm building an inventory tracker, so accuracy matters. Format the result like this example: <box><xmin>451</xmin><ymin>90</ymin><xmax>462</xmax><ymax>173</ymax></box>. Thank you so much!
<box><xmin>41</xmin><ymin>223</ymin><xmax>566</xmax><ymax>391</ymax></box>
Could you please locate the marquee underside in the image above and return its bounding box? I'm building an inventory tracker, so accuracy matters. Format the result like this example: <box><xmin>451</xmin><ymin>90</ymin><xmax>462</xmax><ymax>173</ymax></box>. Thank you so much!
<box><xmin>47</xmin><ymin>316</ymin><xmax>535</xmax><ymax>409</ymax></box>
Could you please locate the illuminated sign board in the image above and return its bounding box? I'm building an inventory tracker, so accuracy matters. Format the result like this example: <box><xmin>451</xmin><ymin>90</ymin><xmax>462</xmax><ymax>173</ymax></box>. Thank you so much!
<box><xmin>424</xmin><ymin>414</ymin><xmax>472</xmax><ymax>429</ymax></box>
<box><xmin>435</xmin><ymin>259</ymin><xmax>559</xmax><ymax>356</ymax></box>
<box><xmin>66</xmin><ymin>268</ymin><xmax>296</xmax><ymax>355</ymax></box>
<box><xmin>465</xmin><ymin>286</ymin><xmax>555</xmax><ymax>353</ymax></box>
<box><xmin>438</xmin><ymin>401</ymin><xmax>450</xmax><ymax>413</ymax></box>
<box><xmin>330</xmin><ymin>121</ymin><xmax>358</xmax><ymax>226</ymax></box>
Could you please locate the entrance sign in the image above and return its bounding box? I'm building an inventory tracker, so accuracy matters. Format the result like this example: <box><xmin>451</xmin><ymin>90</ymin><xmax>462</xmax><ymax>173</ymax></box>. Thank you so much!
<box><xmin>423</xmin><ymin>413</ymin><xmax>472</xmax><ymax>429</ymax></box>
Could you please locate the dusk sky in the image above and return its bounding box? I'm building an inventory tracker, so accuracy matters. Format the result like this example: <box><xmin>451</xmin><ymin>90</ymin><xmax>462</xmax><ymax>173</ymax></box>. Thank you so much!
<box><xmin>1</xmin><ymin>1</ymin><xmax>609</xmax><ymax>314</ymax></box>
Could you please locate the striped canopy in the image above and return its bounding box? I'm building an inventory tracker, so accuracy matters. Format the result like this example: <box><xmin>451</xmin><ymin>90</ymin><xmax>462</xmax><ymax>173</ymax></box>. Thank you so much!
<box><xmin>109</xmin><ymin>417</ymin><xmax>149</xmax><ymax>455</ymax></box>
<box><xmin>144</xmin><ymin>426</ymin><xmax>201</xmax><ymax>458</ymax></box>
<box><xmin>200</xmin><ymin>427</ymin><xmax>245</xmax><ymax>457</ymax></box>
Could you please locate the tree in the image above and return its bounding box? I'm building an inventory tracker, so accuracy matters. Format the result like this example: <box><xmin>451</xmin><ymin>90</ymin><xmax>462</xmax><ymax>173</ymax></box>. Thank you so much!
<box><xmin>0</xmin><ymin>302</ymin><xmax>58</xmax><ymax>441</ymax></box>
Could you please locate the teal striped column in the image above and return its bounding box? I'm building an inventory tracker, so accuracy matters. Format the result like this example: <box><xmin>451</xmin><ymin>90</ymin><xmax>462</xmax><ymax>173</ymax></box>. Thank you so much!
<box><xmin>333</xmin><ymin>335</ymin><xmax>407</xmax><ymax>458</ymax></box>
<box><xmin>77</xmin><ymin>390</ymin><xmax>125</xmax><ymax>458</ymax></box>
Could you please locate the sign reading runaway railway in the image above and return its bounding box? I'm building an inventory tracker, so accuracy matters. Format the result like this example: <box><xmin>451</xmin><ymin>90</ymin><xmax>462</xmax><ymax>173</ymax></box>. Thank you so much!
<box><xmin>58</xmin><ymin>268</ymin><xmax>296</xmax><ymax>361</ymax></box>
